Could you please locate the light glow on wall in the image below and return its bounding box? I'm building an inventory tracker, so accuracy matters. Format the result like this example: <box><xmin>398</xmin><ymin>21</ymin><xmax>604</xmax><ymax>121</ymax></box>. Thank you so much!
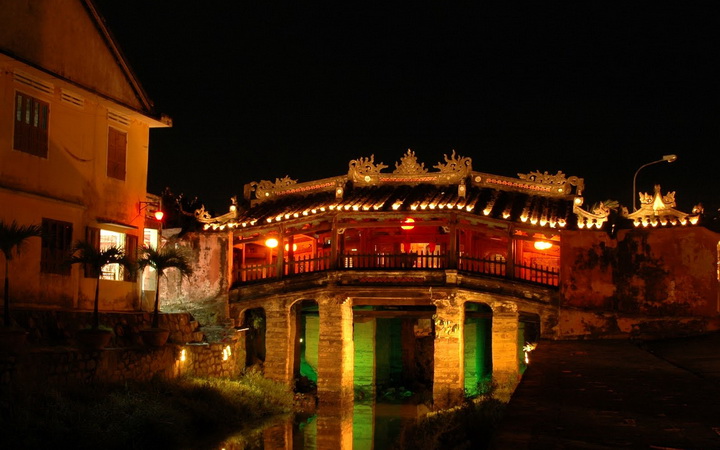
<box><xmin>534</xmin><ymin>241</ymin><xmax>553</xmax><ymax>251</ymax></box>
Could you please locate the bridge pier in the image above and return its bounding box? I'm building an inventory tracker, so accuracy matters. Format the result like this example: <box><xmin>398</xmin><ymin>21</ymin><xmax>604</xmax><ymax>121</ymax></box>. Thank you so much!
<box><xmin>492</xmin><ymin>300</ymin><xmax>521</xmax><ymax>401</ymax></box>
<box><xmin>432</xmin><ymin>296</ymin><xmax>465</xmax><ymax>410</ymax></box>
<box><xmin>317</xmin><ymin>295</ymin><xmax>355</xmax><ymax>407</ymax></box>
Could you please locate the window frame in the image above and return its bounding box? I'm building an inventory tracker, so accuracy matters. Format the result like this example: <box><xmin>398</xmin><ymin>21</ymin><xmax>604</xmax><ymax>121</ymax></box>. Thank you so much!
<box><xmin>13</xmin><ymin>91</ymin><xmax>50</xmax><ymax>158</ymax></box>
<box><xmin>107</xmin><ymin>126</ymin><xmax>127</xmax><ymax>181</ymax></box>
<box><xmin>41</xmin><ymin>218</ymin><xmax>73</xmax><ymax>275</ymax></box>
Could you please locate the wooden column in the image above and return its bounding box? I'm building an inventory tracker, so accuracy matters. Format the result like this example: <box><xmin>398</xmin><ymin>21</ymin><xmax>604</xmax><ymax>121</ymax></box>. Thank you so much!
<box><xmin>447</xmin><ymin>213</ymin><xmax>458</xmax><ymax>269</ymax></box>
<box><xmin>432</xmin><ymin>296</ymin><xmax>464</xmax><ymax>410</ymax></box>
<box><xmin>317</xmin><ymin>294</ymin><xmax>354</xmax><ymax>407</ymax></box>
<box><xmin>507</xmin><ymin>224</ymin><xmax>516</xmax><ymax>280</ymax></box>
<box><xmin>491</xmin><ymin>300</ymin><xmax>520</xmax><ymax>401</ymax></box>
<box><xmin>330</xmin><ymin>218</ymin><xmax>340</xmax><ymax>269</ymax></box>
<box><xmin>263</xmin><ymin>300</ymin><xmax>294</xmax><ymax>386</ymax></box>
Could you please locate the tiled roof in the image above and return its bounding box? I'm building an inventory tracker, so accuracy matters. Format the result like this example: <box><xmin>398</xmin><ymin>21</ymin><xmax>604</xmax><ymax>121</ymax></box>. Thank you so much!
<box><xmin>204</xmin><ymin>182</ymin><xmax>576</xmax><ymax>231</ymax></box>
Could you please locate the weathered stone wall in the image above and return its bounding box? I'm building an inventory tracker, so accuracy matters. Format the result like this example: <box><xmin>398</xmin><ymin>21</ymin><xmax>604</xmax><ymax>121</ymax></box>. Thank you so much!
<box><xmin>1</xmin><ymin>338</ymin><xmax>246</xmax><ymax>387</ymax></box>
<box><xmin>162</xmin><ymin>232</ymin><xmax>233</xmax><ymax>324</ymax></box>
<box><xmin>10</xmin><ymin>309</ymin><xmax>204</xmax><ymax>347</ymax></box>
<box><xmin>560</xmin><ymin>227</ymin><xmax>720</xmax><ymax>338</ymax></box>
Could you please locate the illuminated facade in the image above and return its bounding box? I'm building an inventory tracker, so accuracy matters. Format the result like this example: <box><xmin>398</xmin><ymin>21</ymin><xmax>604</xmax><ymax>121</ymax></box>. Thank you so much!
<box><xmin>0</xmin><ymin>0</ymin><xmax>169</xmax><ymax>312</ymax></box>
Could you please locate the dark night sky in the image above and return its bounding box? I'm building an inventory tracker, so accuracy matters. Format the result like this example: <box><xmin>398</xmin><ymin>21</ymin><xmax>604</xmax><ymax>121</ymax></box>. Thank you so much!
<box><xmin>94</xmin><ymin>2</ymin><xmax>719</xmax><ymax>215</ymax></box>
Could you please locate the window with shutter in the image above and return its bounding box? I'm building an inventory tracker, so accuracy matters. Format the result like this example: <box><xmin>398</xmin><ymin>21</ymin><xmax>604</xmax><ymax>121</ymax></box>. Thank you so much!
<box><xmin>14</xmin><ymin>92</ymin><xmax>49</xmax><ymax>158</ymax></box>
<box><xmin>107</xmin><ymin>127</ymin><xmax>127</xmax><ymax>180</ymax></box>
<box><xmin>41</xmin><ymin>219</ymin><xmax>72</xmax><ymax>275</ymax></box>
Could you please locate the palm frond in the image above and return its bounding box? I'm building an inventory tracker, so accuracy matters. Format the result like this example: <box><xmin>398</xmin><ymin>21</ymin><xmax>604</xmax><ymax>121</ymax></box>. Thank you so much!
<box><xmin>69</xmin><ymin>240</ymin><xmax>136</xmax><ymax>278</ymax></box>
<box><xmin>138</xmin><ymin>245</ymin><xmax>193</xmax><ymax>278</ymax></box>
<box><xmin>0</xmin><ymin>220</ymin><xmax>42</xmax><ymax>261</ymax></box>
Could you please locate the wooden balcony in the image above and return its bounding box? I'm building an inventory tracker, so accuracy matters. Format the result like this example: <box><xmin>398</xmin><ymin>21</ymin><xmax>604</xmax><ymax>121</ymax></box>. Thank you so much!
<box><xmin>235</xmin><ymin>250</ymin><xmax>559</xmax><ymax>288</ymax></box>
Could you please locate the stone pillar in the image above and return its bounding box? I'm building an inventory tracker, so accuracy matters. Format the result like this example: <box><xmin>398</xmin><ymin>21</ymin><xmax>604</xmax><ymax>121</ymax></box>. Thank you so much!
<box><xmin>353</xmin><ymin>318</ymin><xmax>376</xmax><ymax>398</ymax></box>
<box><xmin>432</xmin><ymin>296</ymin><xmax>464</xmax><ymax>409</ymax></box>
<box><xmin>263</xmin><ymin>300</ymin><xmax>294</xmax><ymax>386</ymax></box>
<box><xmin>491</xmin><ymin>300</ymin><xmax>520</xmax><ymax>401</ymax></box>
<box><xmin>317</xmin><ymin>294</ymin><xmax>354</xmax><ymax>407</ymax></box>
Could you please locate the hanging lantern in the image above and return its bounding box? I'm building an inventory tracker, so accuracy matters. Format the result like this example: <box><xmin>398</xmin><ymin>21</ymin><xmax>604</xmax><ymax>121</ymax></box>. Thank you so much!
<box><xmin>401</xmin><ymin>218</ymin><xmax>415</xmax><ymax>230</ymax></box>
<box><xmin>265</xmin><ymin>238</ymin><xmax>279</xmax><ymax>248</ymax></box>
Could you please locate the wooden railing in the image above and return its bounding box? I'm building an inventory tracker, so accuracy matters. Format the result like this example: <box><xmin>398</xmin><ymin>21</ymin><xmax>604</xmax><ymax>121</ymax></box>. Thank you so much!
<box><xmin>514</xmin><ymin>262</ymin><xmax>559</xmax><ymax>287</ymax></box>
<box><xmin>458</xmin><ymin>255</ymin><xmax>507</xmax><ymax>277</ymax></box>
<box><xmin>286</xmin><ymin>253</ymin><xmax>333</xmax><ymax>275</ymax></box>
<box><xmin>237</xmin><ymin>251</ymin><xmax>559</xmax><ymax>288</ymax></box>
<box><xmin>340</xmin><ymin>251</ymin><xmax>447</xmax><ymax>269</ymax></box>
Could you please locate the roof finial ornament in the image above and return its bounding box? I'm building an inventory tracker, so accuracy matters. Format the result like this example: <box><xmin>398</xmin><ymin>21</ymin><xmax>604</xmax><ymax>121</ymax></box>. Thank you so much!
<box><xmin>394</xmin><ymin>149</ymin><xmax>427</xmax><ymax>174</ymax></box>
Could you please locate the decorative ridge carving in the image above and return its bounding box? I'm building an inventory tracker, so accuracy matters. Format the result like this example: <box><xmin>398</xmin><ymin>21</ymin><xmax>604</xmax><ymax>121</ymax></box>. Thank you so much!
<box><xmin>195</xmin><ymin>196</ymin><xmax>239</xmax><ymax>225</ymax></box>
<box><xmin>348</xmin><ymin>154</ymin><xmax>389</xmax><ymax>185</ymax></box>
<box><xmin>573</xmin><ymin>197</ymin><xmax>611</xmax><ymax>229</ymax></box>
<box><xmin>393</xmin><ymin>149</ymin><xmax>427</xmax><ymax>174</ymax></box>
<box><xmin>434</xmin><ymin>150</ymin><xmax>472</xmax><ymax>176</ymax></box>
<box><xmin>350</xmin><ymin>150</ymin><xmax>472</xmax><ymax>186</ymax></box>
<box><xmin>254</xmin><ymin>176</ymin><xmax>298</xmax><ymax>200</ymax></box>
<box><xmin>517</xmin><ymin>170</ymin><xmax>584</xmax><ymax>196</ymax></box>
<box><xmin>624</xmin><ymin>185</ymin><xmax>701</xmax><ymax>227</ymax></box>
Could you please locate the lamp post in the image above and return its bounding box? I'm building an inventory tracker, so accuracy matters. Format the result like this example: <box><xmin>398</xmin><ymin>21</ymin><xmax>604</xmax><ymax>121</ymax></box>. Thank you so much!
<box><xmin>632</xmin><ymin>154</ymin><xmax>677</xmax><ymax>211</ymax></box>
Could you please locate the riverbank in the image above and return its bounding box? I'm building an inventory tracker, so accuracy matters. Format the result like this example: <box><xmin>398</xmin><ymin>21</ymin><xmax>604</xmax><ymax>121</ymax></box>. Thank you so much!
<box><xmin>0</xmin><ymin>369</ymin><xmax>294</xmax><ymax>449</ymax></box>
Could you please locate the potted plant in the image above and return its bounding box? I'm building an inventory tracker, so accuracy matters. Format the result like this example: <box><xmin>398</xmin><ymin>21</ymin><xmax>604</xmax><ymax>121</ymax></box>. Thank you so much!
<box><xmin>69</xmin><ymin>240</ymin><xmax>135</xmax><ymax>350</ymax></box>
<box><xmin>0</xmin><ymin>220</ymin><xmax>42</xmax><ymax>352</ymax></box>
<box><xmin>137</xmin><ymin>244</ymin><xmax>192</xmax><ymax>346</ymax></box>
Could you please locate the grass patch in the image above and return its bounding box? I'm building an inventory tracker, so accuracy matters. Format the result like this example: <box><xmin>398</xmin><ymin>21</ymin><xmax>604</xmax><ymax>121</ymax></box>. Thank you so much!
<box><xmin>0</xmin><ymin>369</ymin><xmax>293</xmax><ymax>449</ymax></box>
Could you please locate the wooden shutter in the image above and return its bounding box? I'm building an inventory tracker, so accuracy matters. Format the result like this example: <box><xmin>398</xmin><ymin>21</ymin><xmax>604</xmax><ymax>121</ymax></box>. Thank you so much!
<box><xmin>13</xmin><ymin>93</ymin><xmax>49</xmax><ymax>158</ymax></box>
<box><xmin>107</xmin><ymin>127</ymin><xmax>127</xmax><ymax>180</ymax></box>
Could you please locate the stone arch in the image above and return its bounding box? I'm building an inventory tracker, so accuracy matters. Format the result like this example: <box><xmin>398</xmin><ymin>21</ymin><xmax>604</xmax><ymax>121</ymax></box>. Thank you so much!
<box><xmin>463</xmin><ymin>301</ymin><xmax>493</xmax><ymax>396</ymax></box>
<box><xmin>239</xmin><ymin>307</ymin><xmax>266</xmax><ymax>367</ymax></box>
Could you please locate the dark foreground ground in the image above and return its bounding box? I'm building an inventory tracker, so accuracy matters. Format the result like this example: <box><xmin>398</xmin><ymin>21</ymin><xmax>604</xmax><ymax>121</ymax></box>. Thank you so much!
<box><xmin>489</xmin><ymin>332</ymin><xmax>720</xmax><ymax>449</ymax></box>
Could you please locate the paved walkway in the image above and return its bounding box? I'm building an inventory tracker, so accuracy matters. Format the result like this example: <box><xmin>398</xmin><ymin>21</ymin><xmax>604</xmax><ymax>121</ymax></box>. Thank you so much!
<box><xmin>489</xmin><ymin>332</ymin><xmax>720</xmax><ymax>449</ymax></box>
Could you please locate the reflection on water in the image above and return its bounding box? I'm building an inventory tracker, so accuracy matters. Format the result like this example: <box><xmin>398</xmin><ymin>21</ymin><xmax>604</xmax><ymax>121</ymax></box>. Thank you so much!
<box><xmin>218</xmin><ymin>400</ymin><xmax>430</xmax><ymax>449</ymax></box>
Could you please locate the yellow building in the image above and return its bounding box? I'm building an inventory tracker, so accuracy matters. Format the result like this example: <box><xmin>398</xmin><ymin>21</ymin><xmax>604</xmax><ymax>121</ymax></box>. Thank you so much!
<box><xmin>0</xmin><ymin>0</ymin><xmax>170</xmax><ymax>312</ymax></box>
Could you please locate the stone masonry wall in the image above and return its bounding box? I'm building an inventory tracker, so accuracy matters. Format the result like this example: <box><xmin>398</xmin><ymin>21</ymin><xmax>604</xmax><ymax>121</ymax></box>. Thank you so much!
<box><xmin>1</xmin><ymin>338</ymin><xmax>245</xmax><ymax>387</ymax></box>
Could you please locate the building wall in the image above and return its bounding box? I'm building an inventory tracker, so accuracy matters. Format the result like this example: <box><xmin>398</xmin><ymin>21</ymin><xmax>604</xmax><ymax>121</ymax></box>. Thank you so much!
<box><xmin>560</xmin><ymin>227</ymin><xmax>720</xmax><ymax>337</ymax></box>
<box><xmin>0</xmin><ymin>1</ymin><xmax>167</xmax><ymax>313</ymax></box>
<box><xmin>0</xmin><ymin>58</ymin><xmax>151</xmax><ymax>311</ymax></box>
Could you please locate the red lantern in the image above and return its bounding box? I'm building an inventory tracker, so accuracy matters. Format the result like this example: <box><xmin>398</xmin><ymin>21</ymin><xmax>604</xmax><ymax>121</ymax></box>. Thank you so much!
<box><xmin>401</xmin><ymin>218</ymin><xmax>415</xmax><ymax>230</ymax></box>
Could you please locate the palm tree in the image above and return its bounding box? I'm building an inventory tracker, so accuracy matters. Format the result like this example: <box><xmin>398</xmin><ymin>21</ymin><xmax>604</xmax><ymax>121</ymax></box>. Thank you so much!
<box><xmin>0</xmin><ymin>220</ymin><xmax>42</xmax><ymax>328</ymax></box>
<box><xmin>137</xmin><ymin>244</ymin><xmax>192</xmax><ymax>329</ymax></box>
<box><xmin>69</xmin><ymin>240</ymin><xmax>135</xmax><ymax>330</ymax></box>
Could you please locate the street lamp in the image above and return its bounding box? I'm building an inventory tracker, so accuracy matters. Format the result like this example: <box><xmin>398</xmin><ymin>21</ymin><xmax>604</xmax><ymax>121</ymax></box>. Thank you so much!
<box><xmin>632</xmin><ymin>154</ymin><xmax>677</xmax><ymax>211</ymax></box>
